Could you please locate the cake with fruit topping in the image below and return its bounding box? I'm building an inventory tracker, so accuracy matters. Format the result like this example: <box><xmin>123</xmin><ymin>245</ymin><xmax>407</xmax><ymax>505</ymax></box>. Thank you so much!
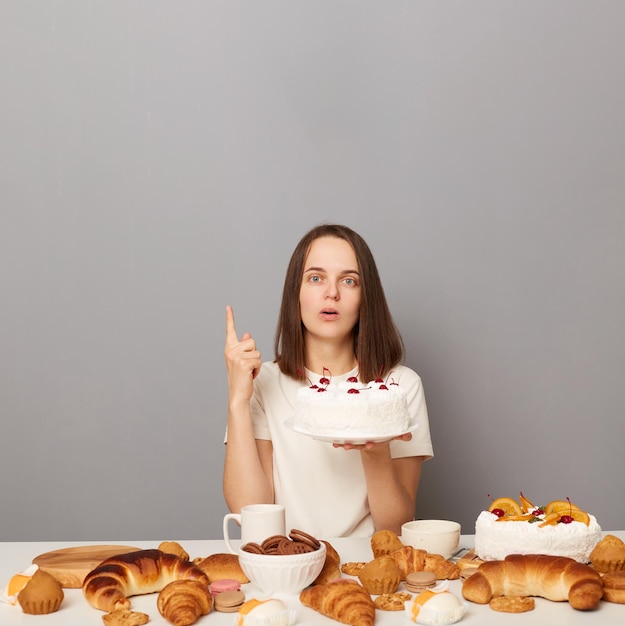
<box><xmin>292</xmin><ymin>370</ymin><xmax>411</xmax><ymax>438</ymax></box>
<box><xmin>474</xmin><ymin>493</ymin><xmax>602</xmax><ymax>563</ymax></box>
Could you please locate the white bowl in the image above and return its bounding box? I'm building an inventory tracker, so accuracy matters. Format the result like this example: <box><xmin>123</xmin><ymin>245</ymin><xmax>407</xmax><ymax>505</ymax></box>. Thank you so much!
<box><xmin>401</xmin><ymin>520</ymin><xmax>461</xmax><ymax>558</ymax></box>
<box><xmin>238</xmin><ymin>543</ymin><xmax>326</xmax><ymax>597</ymax></box>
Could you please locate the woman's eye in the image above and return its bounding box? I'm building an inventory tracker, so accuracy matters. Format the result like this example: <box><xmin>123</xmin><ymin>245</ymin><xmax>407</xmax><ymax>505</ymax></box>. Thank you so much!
<box><xmin>343</xmin><ymin>277</ymin><xmax>357</xmax><ymax>286</ymax></box>
<box><xmin>309</xmin><ymin>275</ymin><xmax>322</xmax><ymax>283</ymax></box>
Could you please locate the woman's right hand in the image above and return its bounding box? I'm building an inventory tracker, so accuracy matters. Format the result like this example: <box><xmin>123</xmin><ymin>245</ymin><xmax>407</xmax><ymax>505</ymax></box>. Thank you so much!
<box><xmin>224</xmin><ymin>305</ymin><xmax>262</xmax><ymax>406</ymax></box>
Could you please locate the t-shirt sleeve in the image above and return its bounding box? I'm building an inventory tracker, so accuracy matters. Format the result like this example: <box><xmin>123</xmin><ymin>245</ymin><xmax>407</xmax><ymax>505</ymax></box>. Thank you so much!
<box><xmin>389</xmin><ymin>367</ymin><xmax>434</xmax><ymax>460</ymax></box>
<box><xmin>249</xmin><ymin>381</ymin><xmax>272</xmax><ymax>440</ymax></box>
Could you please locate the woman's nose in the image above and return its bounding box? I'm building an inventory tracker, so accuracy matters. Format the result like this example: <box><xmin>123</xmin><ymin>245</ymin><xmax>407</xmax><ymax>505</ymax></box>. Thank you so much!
<box><xmin>325</xmin><ymin>282</ymin><xmax>339</xmax><ymax>300</ymax></box>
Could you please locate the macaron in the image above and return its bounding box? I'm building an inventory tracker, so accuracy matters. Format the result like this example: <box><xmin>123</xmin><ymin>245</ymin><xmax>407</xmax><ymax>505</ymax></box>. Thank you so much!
<box><xmin>213</xmin><ymin>589</ymin><xmax>245</xmax><ymax>613</ymax></box>
<box><xmin>209</xmin><ymin>579</ymin><xmax>242</xmax><ymax>595</ymax></box>
<box><xmin>405</xmin><ymin>571</ymin><xmax>437</xmax><ymax>593</ymax></box>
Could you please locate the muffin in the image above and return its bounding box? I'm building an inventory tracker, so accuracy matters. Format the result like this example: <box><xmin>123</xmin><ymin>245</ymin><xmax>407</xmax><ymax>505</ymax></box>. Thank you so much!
<box><xmin>371</xmin><ymin>529</ymin><xmax>404</xmax><ymax>558</ymax></box>
<box><xmin>17</xmin><ymin>568</ymin><xmax>64</xmax><ymax>615</ymax></box>
<box><xmin>589</xmin><ymin>534</ymin><xmax>625</xmax><ymax>573</ymax></box>
<box><xmin>358</xmin><ymin>556</ymin><xmax>402</xmax><ymax>595</ymax></box>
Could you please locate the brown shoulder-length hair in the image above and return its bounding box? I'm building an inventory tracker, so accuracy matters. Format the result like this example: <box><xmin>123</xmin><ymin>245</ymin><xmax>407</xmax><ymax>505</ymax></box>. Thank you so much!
<box><xmin>274</xmin><ymin>224</ymin><xmax>404</xmax><ymax>383</ymax></box>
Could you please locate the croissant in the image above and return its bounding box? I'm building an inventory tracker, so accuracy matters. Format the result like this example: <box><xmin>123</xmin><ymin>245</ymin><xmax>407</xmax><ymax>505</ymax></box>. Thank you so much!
<box><xmin>389</xmin><ymin>546</ymin><xmax>460</xmax><ymax>580</ymax></box>
<box><xmin>157</xmin><ymin>579</ymin><xmax>212</xmax><ymax>626</ymax></box>
<box><xmin>82</xmin><ymin>549</ymin><xmax>209</xmax><ymax>612</ymax></box>
<box><xmin>300</xmin><ymin>579</ymin><xmax>375</xmax><ymax>626</ymax></box>
<box><xmin>462</xmin><ymin>553</ymin><xmax>603</xmax><ymax>610</ymax></box>
<box><xmin>424</xmin><ymin>553</ymin><xmax>460</xmax><ymax>580</ymax></box>
<box><xmin>388</xmin><ymin>545</ymin><xmax>426</xmax><ymax>579</ymax></box>
<box><xmin>312</xmin><ymin>540</ymin><xmax>342</xmax><ymax>585</ymax></box>
<box><xmin>321</xmin><ymin>540</ymin><xmax>341</xmax><ymax>566</ymax></box>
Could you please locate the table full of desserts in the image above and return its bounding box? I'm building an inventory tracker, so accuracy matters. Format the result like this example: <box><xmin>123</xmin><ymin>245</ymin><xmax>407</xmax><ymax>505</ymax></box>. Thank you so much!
<box><xmin>1</xmin><ymin>531</ymin><xmax>624</xmax><ymax>626</ymax></box>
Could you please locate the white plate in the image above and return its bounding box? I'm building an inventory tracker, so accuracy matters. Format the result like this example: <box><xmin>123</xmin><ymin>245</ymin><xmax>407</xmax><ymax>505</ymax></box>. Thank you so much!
<box><xmin>284</xmin><ymin>417</ymin><xmax>419</xmax><ymax>444</ymax></box>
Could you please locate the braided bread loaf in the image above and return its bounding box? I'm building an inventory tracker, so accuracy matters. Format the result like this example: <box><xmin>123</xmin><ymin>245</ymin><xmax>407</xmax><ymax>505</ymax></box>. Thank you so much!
<box><xmin>82</xmin><ymin>549</ymin><xmax>209</xmax><ymax>612</ymax></box>
<box><xmin>462</xmin><ymin>554</ymin><xmax>603</xmax><ymax>610</ymax></box>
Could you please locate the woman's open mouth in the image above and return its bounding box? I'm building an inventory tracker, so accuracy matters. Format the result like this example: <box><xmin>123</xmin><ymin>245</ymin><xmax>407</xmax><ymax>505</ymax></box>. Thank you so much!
<box><xmin>319</xmin><ymin>308</ymin><xmax>339</xmax><ymax>320</ymax></box>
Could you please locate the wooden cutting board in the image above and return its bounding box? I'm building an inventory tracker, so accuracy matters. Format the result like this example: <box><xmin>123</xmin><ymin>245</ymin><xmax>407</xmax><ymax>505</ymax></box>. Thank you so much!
<box><xmin>32</xmin><ymin>545</ymin><xmax>142</xmax><ymax>588</ymax></box>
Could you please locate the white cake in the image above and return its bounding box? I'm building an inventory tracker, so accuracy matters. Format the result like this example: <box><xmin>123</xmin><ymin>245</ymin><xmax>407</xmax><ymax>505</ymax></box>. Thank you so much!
<box><xmin>474</xmin><ymin>509</ymin><xmax>602</xmax><ymax>563</ymax></box>
<box><xmin>292</xmin><ymin>376</ymin><xmax>411</xmax><ymax>437</ymax></box>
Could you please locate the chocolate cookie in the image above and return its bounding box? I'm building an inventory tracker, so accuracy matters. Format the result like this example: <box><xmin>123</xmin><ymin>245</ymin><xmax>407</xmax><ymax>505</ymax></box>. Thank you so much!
<box><xmin>261</xmin><ymin>535</ymin><xmax>288</xmax><ymax>553</ymax></box>
<box><xmin>289</xmin><ymin>529</ymin><xmax>321</xmax><ymax>550</ymax></box>
<box><xmin>241</xmin><ymin>542</ymin><xmax>265</xmax><ymax>554</ymax></box>
<box><xmin>285</xmin><ymin>540</ymin><xmax>315</xmax><ymax>554</ymax></box>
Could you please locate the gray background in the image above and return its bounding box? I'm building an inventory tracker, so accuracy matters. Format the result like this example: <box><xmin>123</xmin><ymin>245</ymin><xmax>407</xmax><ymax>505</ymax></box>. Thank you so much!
<box><xmin>2</xmin><ymin>1</ymin><xmax>623</xmax><ymax>541</ymax></box>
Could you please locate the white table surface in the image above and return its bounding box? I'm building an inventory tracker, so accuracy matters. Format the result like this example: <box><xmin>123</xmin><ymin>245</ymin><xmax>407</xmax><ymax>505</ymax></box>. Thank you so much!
<box><xmin>2</xmin><ymin>532</ymin><xmax>624</xmax><ymax>625</ymax></box>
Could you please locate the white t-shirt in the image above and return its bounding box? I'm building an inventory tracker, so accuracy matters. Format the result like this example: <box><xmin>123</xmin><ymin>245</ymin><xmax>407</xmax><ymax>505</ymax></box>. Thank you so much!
<box><xmin>239</xmin><ymin>361</ymin><xmax>433</xmax><ymax>539</ymax></box>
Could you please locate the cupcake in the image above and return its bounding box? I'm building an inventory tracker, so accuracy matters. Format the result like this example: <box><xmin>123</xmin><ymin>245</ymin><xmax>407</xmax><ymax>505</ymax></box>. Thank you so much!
<box><xmin>589</xmin><ymin>534</ymin><xmax>625</xmax><ymax>573</ymax></box>
<box><xmin>358</xmin><ymin>556</ymin><xmax>402</xmax><ymax>595</ymax></box>
<box><xmin>371</xmin><ymin>529</ymin><xmax>404</xmax><ymax>558</ymax></box>
<box><xmin>405</xmin><ymin>588</ymin><xmax>466</xmax><ymax>625</ymax></box>
<box><xmin>235</xmin><ymin>598</ymin><xmax>296</xmax><ymax>626</ymax></box>
<box><xmin>17</xmin><ymin>568</ymin><xmax>64</xmax><ymax>615</ymax></box>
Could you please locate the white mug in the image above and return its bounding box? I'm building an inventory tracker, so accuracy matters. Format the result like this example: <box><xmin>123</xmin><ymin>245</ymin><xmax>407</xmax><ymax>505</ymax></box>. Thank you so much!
<box><xmin>223</xmin><ymin>504</ymin><xmax>286</xmax><ymax>554</ymax></box>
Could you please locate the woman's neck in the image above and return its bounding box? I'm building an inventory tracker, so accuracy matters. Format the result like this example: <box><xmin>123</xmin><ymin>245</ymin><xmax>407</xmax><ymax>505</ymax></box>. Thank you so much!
<box><xmin>304</xmin><ymin>335</ymin><xmax>357</xmax><ymax>377</ymax></box>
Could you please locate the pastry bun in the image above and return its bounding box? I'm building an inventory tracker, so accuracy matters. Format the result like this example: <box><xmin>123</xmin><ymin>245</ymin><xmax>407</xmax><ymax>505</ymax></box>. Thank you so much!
<box><xmin>462</xmin><ymin>554</ymin><xmax>603</xmax><ymax>611</ymax></box>
<box><xmin>82</xmin><ymin>549</ymin><xmax>208</xmax><ymax>612</ymax></box>
<box><xmin>194</xmin><ymin>553</ymin><xmax>249</xmax><ymax>584</ymax></box>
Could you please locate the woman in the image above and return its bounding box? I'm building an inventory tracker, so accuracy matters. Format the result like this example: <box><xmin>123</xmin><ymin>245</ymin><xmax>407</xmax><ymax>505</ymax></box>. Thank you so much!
<box><xmin>224</xmin><ymin>224</ymin><xmax>432</xmax><ymax>537</ymax></box>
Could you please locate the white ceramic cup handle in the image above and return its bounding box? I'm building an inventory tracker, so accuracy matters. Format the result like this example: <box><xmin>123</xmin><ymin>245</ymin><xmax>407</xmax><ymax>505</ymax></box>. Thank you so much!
<box><xmin>223</xmin><ymin>513</ymin><xmax>242</xmax><ymax>554</ymax></box>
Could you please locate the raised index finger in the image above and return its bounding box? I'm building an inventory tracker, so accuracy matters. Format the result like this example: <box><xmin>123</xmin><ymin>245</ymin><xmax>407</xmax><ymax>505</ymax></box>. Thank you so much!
<box><xmin>225</xmin><ymin>305</ymin><xmax>240</xmax><ymax>348</ymax></box>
